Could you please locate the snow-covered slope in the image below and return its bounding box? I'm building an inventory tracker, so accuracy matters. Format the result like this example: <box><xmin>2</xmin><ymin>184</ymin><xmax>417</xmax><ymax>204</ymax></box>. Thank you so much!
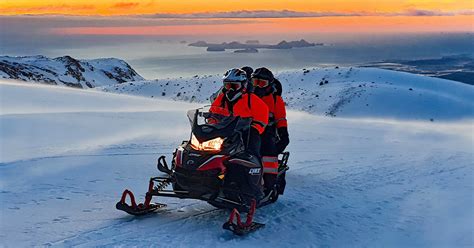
<box><xmin>99</xmin><ymin>67</ymin><xmax>473</xmax><ymax>121</ymax></box>
<box><xmin>0</xmin><ymin>81</ymin><xmax>197</xmax><ymax>163</ymax></box>
<box><xmin>1</xmin><ymin>80</ymin><xmax>472</xmax><ymax>247</ymax></box>
<box><xmin>0</xmin><ymin>55</ymin><xmax>144</xmax><ymax>88</ymax></box>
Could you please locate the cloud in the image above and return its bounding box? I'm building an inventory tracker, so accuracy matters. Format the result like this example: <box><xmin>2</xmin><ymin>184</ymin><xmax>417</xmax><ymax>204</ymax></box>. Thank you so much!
<box><xmin>455</xmin><ymin>10</ymin><xmax>474</xmax><ymax>15</ymax></box>
<box><xmin>1</xmin><ymin>4</ymin><xmax>95</xmax><ymax>13</ymax></box>
<box><xmin>395</xmin><ymin>9</ymin><xmax>453</xmax><ymax>16</ymax></box>
<box><xmin>386</xmin><ymin>9</ymin><xmax>474</xmax><ymax>17</ymax></box>
<box><xmin>112</xmin><ymin>2</ymin><xmax>141</xmax><ymax>9</ymax></box>
<box><xmin>1</xmin><ymin>8</ymin><xmax>472</xmax><ymax>18</ymax></box>
<box><xmin>142</xmin><ymin>10</ymin><xmax>357</xmax><ymax>19</ymax></box>
<box><xmin>0</xmin><ymin>15</ymin><xmax>251</xmax><ymax>29</ymax></box>
<box><xmin>140</xmin><ymin>9</ymin><xmax>474</xmax><ymax>19</ymax></box>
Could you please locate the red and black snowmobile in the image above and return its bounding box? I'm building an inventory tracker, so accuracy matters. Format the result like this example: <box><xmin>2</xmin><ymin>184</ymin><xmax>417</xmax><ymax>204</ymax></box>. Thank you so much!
<box><xmin>116</xmin><ymin>107</ymin><xmax>289</xmax><ymax>235</ymax></box>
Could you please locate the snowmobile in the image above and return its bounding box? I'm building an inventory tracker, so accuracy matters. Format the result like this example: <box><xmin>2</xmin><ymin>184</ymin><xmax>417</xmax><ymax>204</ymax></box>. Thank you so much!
<box><xmin>116</xmin><ymin>107</ymin><xmax>289</xmax><ymax>235</ymax></box>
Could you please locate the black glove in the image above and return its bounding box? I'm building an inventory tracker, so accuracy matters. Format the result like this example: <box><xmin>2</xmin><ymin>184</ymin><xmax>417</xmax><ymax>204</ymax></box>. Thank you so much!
<box><xmin>246</xmin><ymin>127</ymin><xmax>262</xmax><ymax>157</ymax></box>
<box><xmin>275</xmin><ymin>127</ymin><xmax>289</xmax><ymax>154</ymax></box>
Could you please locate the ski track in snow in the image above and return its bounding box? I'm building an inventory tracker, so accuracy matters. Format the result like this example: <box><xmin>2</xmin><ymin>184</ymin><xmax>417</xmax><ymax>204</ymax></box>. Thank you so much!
<box><xmin>1</xmin><ymin>77</ymin><xmax>473</xmax><ymax>247</ymax></box>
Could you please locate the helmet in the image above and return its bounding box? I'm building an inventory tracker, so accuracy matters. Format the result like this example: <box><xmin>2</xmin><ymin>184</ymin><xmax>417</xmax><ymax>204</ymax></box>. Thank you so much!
<box><xmin>252</xmin><ymin>67</ymin><xmax>274</xmax><ymax>81</ymax></box>
<box><xmin>223</xmin><ymin>68</ymin><xmax>247</xmax><ymax>83</ymax></box>
<box><xmin>240</xmin><ymin>66</ymin><xmax>254</xmax><ymax>81</ymax></box>
<box><xmin>241</xmin><ymin>66</ymin><xmax>254</xmax><ymax>93</ymax></box>
<box><xmin>251</xmin><ymin>67</ymin><xmax>275</xmax><ymax>97</ymax></box>
<box><xmin>222</xmin><ymin>68</ymin><xmax>247</xmax><ymax>102</ymax></box>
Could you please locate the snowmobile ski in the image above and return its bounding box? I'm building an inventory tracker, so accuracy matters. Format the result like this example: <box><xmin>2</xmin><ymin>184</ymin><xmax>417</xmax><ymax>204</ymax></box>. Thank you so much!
<box><xmin>116</xmin><ymin>201</ymin><xmax>166</xmax><ymax>216</ymax></box>
<box><xmin>222</xmin><ymin>199</ymin><xmax>265</xmax><ymax>235</ymax></box>
<box><xmin>223</xmin><ymin>221</ymin><xmax>265</xmax><ymax>236</ymax></box>
<box><xmin>116</xmin><ymin>187</ymin><xmax>167</xmax><ymax>216</ymax></box>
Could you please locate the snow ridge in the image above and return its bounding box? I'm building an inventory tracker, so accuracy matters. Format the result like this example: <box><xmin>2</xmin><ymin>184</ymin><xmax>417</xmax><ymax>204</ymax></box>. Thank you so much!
<box><xmin>0</xmin><ymin>55</ymin><xmax>144</xmax><ymax>88</ymax></box>
<box><xmin>98</xmin><ymin>67</ymin><xmax>474</xmax><ymax>121</ymax></box>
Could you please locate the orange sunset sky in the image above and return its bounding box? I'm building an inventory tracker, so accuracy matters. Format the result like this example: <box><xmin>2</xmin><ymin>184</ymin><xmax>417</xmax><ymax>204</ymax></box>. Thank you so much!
<box><xmin>1</xmin><ymin>0</ymin><xmax>473</xmax><ymax>15</ymax></box>
<box><xmin>1</xmin><ymin>0</ymin><xmax>473</xmax><ymax>34</ymax></box>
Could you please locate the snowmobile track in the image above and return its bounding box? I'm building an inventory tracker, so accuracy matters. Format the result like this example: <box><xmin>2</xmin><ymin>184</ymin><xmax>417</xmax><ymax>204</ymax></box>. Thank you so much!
<box><xmin>0</xmin><ymin>152</ymin><xmax>169</xmax><ymax>168</ymax></box>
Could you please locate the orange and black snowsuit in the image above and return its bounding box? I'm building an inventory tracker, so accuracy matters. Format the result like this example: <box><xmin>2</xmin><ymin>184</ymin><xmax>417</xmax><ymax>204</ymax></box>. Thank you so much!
<box><xmin>259</xmin><ymin>94</ymin><xmax>288</xmax><ymax>175</ymax></box>
<box><xmin>210</xmin><ymin>92</ymin><xmax>269</xmax><ymax>156</ymax></box>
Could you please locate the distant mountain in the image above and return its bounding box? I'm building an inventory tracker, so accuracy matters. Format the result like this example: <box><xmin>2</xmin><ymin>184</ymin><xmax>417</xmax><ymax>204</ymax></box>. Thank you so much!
<box><xmin>273</xmin><ymin>39</ymin><xmax>318</xmax><ymax>49</ymax></box>
<box><xmin>364</xmin><ymin>55</ymin><xmax>474</xmax><ymax>85</ymax></box>
<box><xmin>0</xmin><ymin>55</ymin><xmax>144</xmax><ymax>88</ymax></box>
<box><xmin>275</xmin><ymin>41</ymin><xmax>292</xmax><ymax>49</ymax></box>
<box><xmin>286</xmin><ymin>39</ymin><xmax>317</xmax><ymax>48</ymax></box>
<box><xmin>245</xmin><ymin>40</ymin><xmax>260</xmax><ymax>44</ymax></box>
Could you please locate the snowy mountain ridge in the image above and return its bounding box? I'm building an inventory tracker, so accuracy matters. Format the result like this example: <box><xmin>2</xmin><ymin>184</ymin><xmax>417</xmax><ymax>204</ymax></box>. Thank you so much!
<box><xmin>2</xmin><ymin>55</ymin><xmax>472</xmax><ymax>121</ymax></box>
<box><xmin>0</xmin><ymin>55</ymin><xmax>144</xmax><ymax>88</ymax></box>
<box><xmin>98</xmin><ymin>67</ymin><xmax>474</xmax><ymax>121</ymax></box>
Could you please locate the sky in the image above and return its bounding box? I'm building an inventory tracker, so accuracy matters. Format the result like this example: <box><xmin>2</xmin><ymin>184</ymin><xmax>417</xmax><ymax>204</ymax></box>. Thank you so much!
<box><xmin>1</xmin><ymin>0</ymin><xmax>473</xmax><ymax>15</ymax></box>
<box><xmin>0</xmin><ymin>0</ymin><xmax>474</xmax><ymax>73</ymax></box>
<box><xmin>0</xmin><ymin>0</ymin><xmax>472</xmax><ymax>36</ymax></box>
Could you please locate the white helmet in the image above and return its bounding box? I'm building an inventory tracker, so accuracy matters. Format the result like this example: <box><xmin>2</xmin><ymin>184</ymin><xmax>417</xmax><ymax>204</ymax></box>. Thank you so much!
<box><xmin>223</xmin><ymin>68</ymin><xmax>247</xmax><ymax>83</ymax></box>
<box><xmin>222</xmin><ymin>68</ymin><xmax>247</xmax><ymax>102</ymax></box>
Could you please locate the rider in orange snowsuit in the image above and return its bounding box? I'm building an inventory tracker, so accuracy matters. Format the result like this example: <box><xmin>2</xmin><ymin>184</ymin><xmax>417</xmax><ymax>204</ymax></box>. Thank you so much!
<box><xmin>210</xmin><ymin>68</ymin><xmax>269</xmax><ymax>200</ymax></box>
<box><xmin>251</xmin><ymin>67</ymin><xmax>289</xmax><ymax>195</ymax></box>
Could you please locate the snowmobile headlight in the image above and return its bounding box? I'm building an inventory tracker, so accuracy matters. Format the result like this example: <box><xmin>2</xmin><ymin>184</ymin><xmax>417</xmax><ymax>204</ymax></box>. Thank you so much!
<box><xmin>190</xmin><ymin>134</ymin><xmax>201</xmax><ymax>150</ymax></box>
<box><xmin>190</xmin><ymin>134</ymin><xmax>223</xmax><ymax>151</ymax></box>
<box><xmin>201</xmin><ymin>137</ymin><xmax>224</xmax><ymax>151</ymax></box>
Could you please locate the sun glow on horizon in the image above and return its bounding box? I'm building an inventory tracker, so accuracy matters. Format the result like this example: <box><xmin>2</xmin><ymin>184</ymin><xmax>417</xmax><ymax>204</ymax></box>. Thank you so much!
<box><xmin>50</xmin><ymin>16</ymin><xmax>473</xmax><ymax>36</ymax></box>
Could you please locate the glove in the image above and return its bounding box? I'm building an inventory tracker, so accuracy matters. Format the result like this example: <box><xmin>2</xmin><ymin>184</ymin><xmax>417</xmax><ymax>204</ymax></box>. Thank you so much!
<box><xmin>275</xmin><ymin>127</ymin><xmax>289</xmax><ymax>154</ymax></box>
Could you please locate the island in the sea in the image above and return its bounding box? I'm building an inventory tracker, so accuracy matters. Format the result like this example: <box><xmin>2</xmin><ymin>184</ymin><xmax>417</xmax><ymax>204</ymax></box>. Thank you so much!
<box><xmin>189</xmin><ymin>39</ymin><xmax>323</xmax><ymax>52</ymax></box>
<box><xmin>234</xmin><ymin>48</ymin><xmax>259</xmax><ymax>53</ymax></box>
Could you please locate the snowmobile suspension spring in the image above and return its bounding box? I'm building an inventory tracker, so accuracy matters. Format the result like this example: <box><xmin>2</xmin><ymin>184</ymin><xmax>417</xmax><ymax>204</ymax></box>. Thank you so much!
<box><xmin>153</xmin><ymin>179</ymin><xmax>171</xmax><ymax>192</ymax></box>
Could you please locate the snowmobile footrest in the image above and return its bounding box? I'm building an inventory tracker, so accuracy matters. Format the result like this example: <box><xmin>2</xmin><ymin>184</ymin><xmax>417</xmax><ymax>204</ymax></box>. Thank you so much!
<box><xmin>222</xmin><ymin>199</ymin><xmax>264</xmax><ymax>235</ymax></box>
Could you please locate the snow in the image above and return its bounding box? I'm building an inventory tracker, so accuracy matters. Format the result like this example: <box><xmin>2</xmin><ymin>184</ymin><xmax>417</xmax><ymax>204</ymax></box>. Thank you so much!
<box><xmin>1</xmin><ymin>73</ymin><xmax>473</xmax><ymax>247</ymax></box>
<box><xmin>98</xmin><ymin>67</ymin><xmax>474</xmax><ymax>121</ymax></box>
<box><xmin>0</xmin><ymin>55</ymin><xmax>144</xmax><ymax>88</ymax></box>
<box><xmin>0</xmin><ymin>81</ymin><xmax>197</xmax><ymax>163</ymax></box>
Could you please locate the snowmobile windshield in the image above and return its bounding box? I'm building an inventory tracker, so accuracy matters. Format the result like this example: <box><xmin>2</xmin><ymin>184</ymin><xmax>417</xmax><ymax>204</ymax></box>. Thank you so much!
<box><xmin>187</xmin><ymin>107</ymin><xmax>234</xmax><ymax>128</ymax></box>
<box><xmin>187</xmin><ymin>107</ymin><xmax>252</xmax><ymax>142</ymax></box>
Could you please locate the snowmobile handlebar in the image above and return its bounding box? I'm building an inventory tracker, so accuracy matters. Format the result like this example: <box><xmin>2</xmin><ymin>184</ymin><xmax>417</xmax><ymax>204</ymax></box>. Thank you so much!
<box><xmin>157</xmin><ymin>155</ymin><xmax>173</xmax><ymax>175</ymax></box>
